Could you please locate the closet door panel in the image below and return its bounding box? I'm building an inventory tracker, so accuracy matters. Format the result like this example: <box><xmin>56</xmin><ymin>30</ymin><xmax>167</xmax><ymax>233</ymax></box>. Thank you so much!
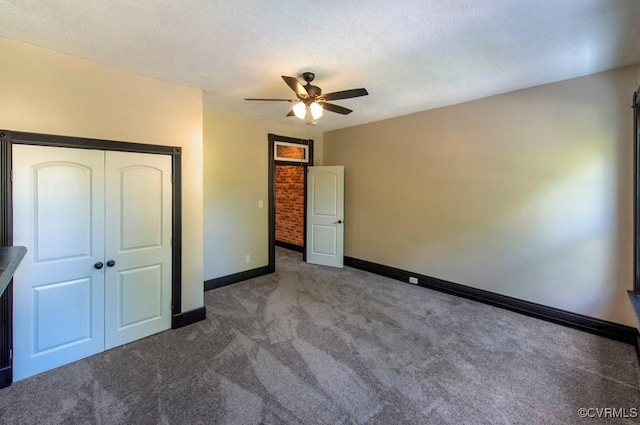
<box><xmin>12</xmin><ymin>145</ymin><xmax>106</xmax><ymax>381</ymax></box>
<box><xmin>104</xmin><ymin>151</ymin><xmax>172</xmax><ymax>349</ymax></box>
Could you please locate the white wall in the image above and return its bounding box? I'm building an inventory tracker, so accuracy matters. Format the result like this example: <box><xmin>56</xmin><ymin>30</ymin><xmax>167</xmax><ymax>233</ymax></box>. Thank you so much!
<box><xmin>324</xmin><ymin>65</ymin><xmax>639</xmax><ymax>326</ymax></box>
<box><xmin>0</xmin><ymin>37</ymin><xmax>204</xmax><ymax>311</ymax></box>
<box><xmin>203</xmin><ymin>109</ymin><xmax>322</xmax><ymax>280</ymax></box>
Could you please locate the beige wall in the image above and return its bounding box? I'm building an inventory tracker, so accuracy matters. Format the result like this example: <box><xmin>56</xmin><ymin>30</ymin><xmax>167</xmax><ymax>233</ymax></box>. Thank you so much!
<box><xmin>0</xmin><ymin>37</ymin><xmax>204</xmax><ymax>312</ymax></box>
<box><xmin>324</xmin><ymin>65</ymin><xmax>639</xmax><ymax>326</ymax></box>
<box><xmin>203</xmin><ymin>109</ymin><xmax>322</xmax><ymax>280</ymax></box>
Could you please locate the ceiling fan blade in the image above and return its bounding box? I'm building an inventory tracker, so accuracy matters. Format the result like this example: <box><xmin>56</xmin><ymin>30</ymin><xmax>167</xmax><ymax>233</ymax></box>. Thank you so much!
<box><xmin>322</xmin><ymin>88</ymin><xmax>368</xmax><ymax>101</ymax></box>
<box><xmin>282</xmin><ymin>75</ymin><xmax>308</xmax><ymax>98</ymax></box>
<box><xmin>245</xmin><ymin>98</ymin><xmax>296</xmax><ymax>102</ymax></box>
<box><xmin>286</xmin><ymin>110</ymin><xmax>296</xmax><ymax>117</ymax></box>
<box><xmin>322</xmin><ymin>102</ymin><xmax>352</xmax><ymax>115</ymax></box>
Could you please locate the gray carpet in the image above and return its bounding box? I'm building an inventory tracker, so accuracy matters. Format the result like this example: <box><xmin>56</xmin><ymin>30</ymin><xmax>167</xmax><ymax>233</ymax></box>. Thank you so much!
<box><xmin>1</xmin><ymin>247</ymin><xmax>638</xmax><ymax>424</ymax></box>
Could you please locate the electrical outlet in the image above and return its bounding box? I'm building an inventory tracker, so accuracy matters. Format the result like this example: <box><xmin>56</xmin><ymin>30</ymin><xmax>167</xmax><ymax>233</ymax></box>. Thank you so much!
<box><xmin>409</xmin><ymin>277</ymin><xmax>418</xmax><ymax>284</ymax></box>
<box><xmin>245</xmin><ymin>254</ymin><xmax>251</xmax><ymax>264</ymax></box>
<box><xmin>258</xmin><ymin>200</ymin><xmax>263</xmax><ymax>208</ymax></box>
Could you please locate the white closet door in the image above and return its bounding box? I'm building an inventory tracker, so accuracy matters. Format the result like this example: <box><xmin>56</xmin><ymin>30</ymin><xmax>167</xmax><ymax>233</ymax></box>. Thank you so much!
<box><xmin>104</xmin><ymin>151</ymin><xmax>172</xmax><ymax>349</ymax></box>
<box><xmin>12</xmin><ymin>145</ymin><xmax>106</xmax><ymax>381</ymax></box>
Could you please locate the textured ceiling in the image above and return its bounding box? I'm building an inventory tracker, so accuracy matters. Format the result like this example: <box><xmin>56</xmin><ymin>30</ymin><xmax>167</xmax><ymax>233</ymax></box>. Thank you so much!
<box><xmin>1</xmin><ymin>1</ymin><xmax>639</xmax><ymax>131</ymax></box>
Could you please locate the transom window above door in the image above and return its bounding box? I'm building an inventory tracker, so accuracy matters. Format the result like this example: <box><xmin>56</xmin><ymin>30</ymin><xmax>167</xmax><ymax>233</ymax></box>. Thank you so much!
<box><xmin>275</xmin><ymin>141</ymin><xmax>309</xmax><ymax>163</ymax></box>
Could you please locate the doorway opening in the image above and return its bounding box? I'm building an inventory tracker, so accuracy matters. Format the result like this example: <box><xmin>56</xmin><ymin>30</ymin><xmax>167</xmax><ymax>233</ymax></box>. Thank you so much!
<box><xmin>268</xmin><ymin>134</ymin><xmax>314</xmax><ymax>272</ymax></box>
<box><xmin>275</xmin><ymin>164</ymin><xmax>305</xmax><ymax>251</ymax></box>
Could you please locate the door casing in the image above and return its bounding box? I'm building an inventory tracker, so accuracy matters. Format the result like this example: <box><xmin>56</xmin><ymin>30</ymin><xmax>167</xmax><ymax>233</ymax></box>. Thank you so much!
<box><xmin>0</xmin><ymin>129</ymin><xmax>185</xmax><ymax>387</ymax></box>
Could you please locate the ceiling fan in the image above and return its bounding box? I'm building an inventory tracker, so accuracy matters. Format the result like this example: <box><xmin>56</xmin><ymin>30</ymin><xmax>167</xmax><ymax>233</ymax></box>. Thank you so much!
<box><xmin>245</xmin><ymin>72</ymin><xmax>368</xmax><ymax>121</ymax></box>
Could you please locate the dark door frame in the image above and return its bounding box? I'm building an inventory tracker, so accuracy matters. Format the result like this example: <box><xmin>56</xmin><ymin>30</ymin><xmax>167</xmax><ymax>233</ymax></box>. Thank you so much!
<box><xmin>634</xmin><ymin>86</ymin><xmax>640</xmax><ymax>294</ymax></box>
<box><xmin>268</xmin><ymin>133</ymin><xmax>314</xmax><ymax>272</ymax></box>
<box><xmin>0</xmin><ymin>129</ymin><xmax>184</xmax><ymax>326</ymax></box>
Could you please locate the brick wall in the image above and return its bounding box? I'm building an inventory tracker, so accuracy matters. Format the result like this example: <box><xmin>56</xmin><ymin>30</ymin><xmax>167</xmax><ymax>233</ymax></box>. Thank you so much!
<box><xmin>275</xmin><ymin>165</ymin><xmax>304</xmax><ymax>246</ymax></box>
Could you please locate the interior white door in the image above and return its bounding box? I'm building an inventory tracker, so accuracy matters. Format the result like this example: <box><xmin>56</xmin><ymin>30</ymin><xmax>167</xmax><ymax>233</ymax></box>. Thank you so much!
<box><xmin>12</xmin><ymin>145</ymin><xmax>106</xmax><ymax>381</ymax></box>
<box><xmin>104</xmin><ymin>151</ymin><xmax>172</xmax><ymax>349</ymax></box>
<box><xmin>306</xmin><ymin>166</ymin><xmax>344</xmax><ymax>268</ymax></box>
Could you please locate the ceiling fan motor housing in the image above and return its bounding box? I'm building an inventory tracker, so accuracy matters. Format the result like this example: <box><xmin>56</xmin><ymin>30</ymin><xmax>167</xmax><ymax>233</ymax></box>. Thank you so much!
<box><xmin>301</xmin><ymin>72</ymin><xmax>322</xmax><ymax>98</ymax></box>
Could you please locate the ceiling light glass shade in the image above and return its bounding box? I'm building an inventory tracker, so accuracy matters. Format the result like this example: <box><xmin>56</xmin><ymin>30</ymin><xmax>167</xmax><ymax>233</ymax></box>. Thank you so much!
<box><xmin>293</xmin><ymin>101</ymin><xmax>307</xmax><ymax>119</ymax></box>
<box><xmin>309</xmin><ymin>102</ymin><xmax>323</xmax><ymax>120</ymax></box>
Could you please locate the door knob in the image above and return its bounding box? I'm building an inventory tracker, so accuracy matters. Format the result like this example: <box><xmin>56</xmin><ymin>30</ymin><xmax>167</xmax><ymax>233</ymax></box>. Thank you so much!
<box><xmin>106</xmin><ymin>260</ymin><xmax>116</xmax><ymax>267</ymax></box>
<box><xmin>94</xmin><ymin>262</ymin><xmax>104</xmax><ymax>269</ymax></box>
<box><xmin>334</xmin><ymin>220</ymin><xmax>343</xmax><ymax>224</ymax></box>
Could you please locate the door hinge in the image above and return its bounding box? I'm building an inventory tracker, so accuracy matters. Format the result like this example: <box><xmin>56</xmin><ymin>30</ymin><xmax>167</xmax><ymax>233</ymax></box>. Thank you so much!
<box><xmin>9</xmin><ymin>348</ymin><xmax>12</xmax><ymax>360</ymax></box>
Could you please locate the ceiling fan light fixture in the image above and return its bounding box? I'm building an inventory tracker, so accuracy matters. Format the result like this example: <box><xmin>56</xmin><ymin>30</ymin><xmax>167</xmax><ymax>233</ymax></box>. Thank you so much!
<box><xmin>293</xmin><ymin>101</ymin><xmax>307</xmax><ymax>119</ymax></box>
<box><xmin>246</xmin><ymin>72</ymin><xmax>368</xmax><ymax>119</ymax></box>
<box><xmin>310</xmin><ymin>101</ymin><xmax>323</xmax><ymax>120</ymax></box>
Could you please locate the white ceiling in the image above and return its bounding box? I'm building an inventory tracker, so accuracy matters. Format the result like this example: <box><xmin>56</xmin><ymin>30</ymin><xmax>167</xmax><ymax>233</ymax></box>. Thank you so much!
<box><xmin>1</xmin><ymin>1</ymin><xmax>639</xmax><ymax>131</ymax></box>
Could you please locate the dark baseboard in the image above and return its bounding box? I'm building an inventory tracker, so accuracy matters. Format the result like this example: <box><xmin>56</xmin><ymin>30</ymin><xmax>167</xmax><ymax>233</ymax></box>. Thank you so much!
<box><xmin>275</xmin><ymin>240</ymin><xmax>304</xmax><ymax>253</ymax></box>
<box><xmin>172</xmin><ymin>306</ymin><xmax>206</xmax><ymax>329</ymax></box>
<box><xmin>345</xmin><ymin>256</ymin><xmax>639</xmax><ymax>345</ymax></box>
<box><xmin>204</xmin><ymin>265</ymin><xmax>271</xmax><ymax>291</ymax></box>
